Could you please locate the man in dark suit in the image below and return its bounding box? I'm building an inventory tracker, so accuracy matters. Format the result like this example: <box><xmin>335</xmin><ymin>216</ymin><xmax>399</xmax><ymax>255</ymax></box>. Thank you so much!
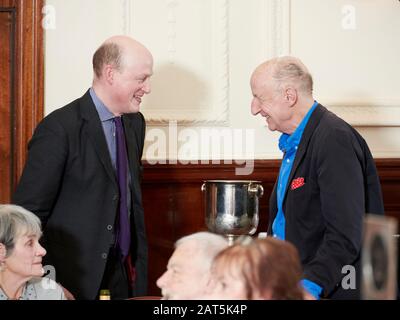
<box><xmin>13</xmin><ymin>35</ymin><xmax>153</xmax><ymax>299</ymax></box>
<box><xmin>250</xmin><ymin>56</ymin><xmax>384</xmax><ymax>299</ymax></box>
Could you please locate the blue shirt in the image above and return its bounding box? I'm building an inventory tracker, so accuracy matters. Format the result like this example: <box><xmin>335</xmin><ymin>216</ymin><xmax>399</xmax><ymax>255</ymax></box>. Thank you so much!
<box><xmin>272</xmin><ymin>100</ymin><xmax>322</xmax><ymax>299</ymax></box>
<box><xmin>89</xmin><ymin>88</ymin><xmax>132</xmax><ymax>222</ymax></box>
<box><xmin>89</xmin><ymin>88</ymin><xmax>117</xmax><ymax>170</ymax></box>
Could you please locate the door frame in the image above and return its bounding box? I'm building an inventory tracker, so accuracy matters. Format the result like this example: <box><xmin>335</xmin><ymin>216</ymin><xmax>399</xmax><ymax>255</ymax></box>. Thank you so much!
<box><xmin>0</xmin><ymin>0</ymin><xmax>44</xmax><ymax>191</ymax></box>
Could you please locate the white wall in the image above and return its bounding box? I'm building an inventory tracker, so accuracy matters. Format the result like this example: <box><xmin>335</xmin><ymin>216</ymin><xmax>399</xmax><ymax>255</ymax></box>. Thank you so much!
<box><xmin>45</xmin><ymin>0</ymin><xmax>400</xmax><ymax>161</ymax></box>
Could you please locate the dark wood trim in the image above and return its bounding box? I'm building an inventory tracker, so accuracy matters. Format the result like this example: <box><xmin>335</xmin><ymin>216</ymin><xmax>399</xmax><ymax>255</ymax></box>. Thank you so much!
<box><xmin>373</xmin><ymin>159</ymin><xmax>400</xmax><ymax>214</ymax></box>
<box><xmin>0</xmin><ymin>8</ymin><xmax>15</xmax><ymax>203</ymax></box>
<box><xmin>142</xmin><ymin>160</ymin><xmax>281</xmax><ymax>182</ymax></box>
<box><xmin>141</xmin><ymin>159</ymin><xmax>400</xmax><ymax>295</ymax></box>
<box><xmin>374</xmin><ymin>158</ymin><xmax>400</xmax><ymax>181</ymax></box>
<box><xmin>0</xmin><ymin>0</ymin><xmax>45</xmax><ymax>190</ymax></box>
<box><xmin>142</xmin><ymin>158</ymin><xmax>400</xmax><ymax>217</ymax></box>
<box><xmin>143</xmin><ymin>158</ymin><xmax>400</xmax><ymax>181</ymax></box>
<box><xmin>142</xmin><ymin>158</ymin><xmax>400</xmax><ymax>222</ymax></box>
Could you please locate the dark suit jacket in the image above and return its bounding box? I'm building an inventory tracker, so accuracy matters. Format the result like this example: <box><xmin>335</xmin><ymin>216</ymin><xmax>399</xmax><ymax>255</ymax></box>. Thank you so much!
<box><xmin>268</xmin><ymin>104</ymin><xmax>384</xmax><ymax>299</ymax></box>
<box><xmin>13</xmin><ymin>90</ymin><xmax>148</xmax><ymax>300</ymax></box>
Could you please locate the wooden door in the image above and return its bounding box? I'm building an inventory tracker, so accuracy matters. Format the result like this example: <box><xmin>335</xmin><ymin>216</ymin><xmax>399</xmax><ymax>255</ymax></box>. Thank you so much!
<box><xmin>0</xmin><ymin>0</ymin><xmax>44</xmax><ymax>203</ymax></box>
<box><xmin>0</xmin><ymin>8</ymin><xmax>14</xmax><ymax>202</ymax></box>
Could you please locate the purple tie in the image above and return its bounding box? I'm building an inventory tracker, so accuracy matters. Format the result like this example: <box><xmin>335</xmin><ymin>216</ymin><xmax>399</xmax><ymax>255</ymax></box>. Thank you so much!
<box><xmin>114</xmin><ymin>117</ymin><xmax>130</xmax><ymax>261</ymax></box>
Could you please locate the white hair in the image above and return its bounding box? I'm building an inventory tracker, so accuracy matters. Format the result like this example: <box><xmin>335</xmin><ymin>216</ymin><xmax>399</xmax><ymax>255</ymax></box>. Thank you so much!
<box><xmin>269</xmin><ymin>56</ymin><xmax>313</xmax><ymax>94</ymax></box>
<box><xmin>175</xmin><ymin>232</ymin><xmax>228</xmax><ymax>269</ymax></box>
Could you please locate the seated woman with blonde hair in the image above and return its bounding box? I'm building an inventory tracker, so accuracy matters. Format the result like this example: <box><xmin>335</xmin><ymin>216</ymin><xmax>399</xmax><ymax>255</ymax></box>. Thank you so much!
<box><xmin>204</xmin><ymin>237</ymin><xmax>305</xmax><ymax>300</ymax></box>
<box><xmin>0</xmin><ymin>204</ymin><xmax>66</xmax><ymax>300</ymax></box>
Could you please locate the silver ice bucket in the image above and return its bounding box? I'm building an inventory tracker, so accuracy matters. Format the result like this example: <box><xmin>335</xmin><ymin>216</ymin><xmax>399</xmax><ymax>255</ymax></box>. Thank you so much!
<box><xmin>201</xmin><ymin>180</ymin><xmax>264</xmax><ymax>244</ymax></box>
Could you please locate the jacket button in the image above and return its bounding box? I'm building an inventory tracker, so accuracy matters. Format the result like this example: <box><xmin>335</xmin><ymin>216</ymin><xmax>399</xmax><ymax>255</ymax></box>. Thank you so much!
<box><xmin>101</xmin><ymin>253</ymin><xmax>108</xmax><ymax>259</ymax></box>
<box><xmin>107</xmin><ymin>225</ymin><xmax>113</xmax><ymax>231</ymax></box>
<box><xmin>113</xmin><ymin>195</ymin><xmax>118</xmax><ymax>201</ymax></box>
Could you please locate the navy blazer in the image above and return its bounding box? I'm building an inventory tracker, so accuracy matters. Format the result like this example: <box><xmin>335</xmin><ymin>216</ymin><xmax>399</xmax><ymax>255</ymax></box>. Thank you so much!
<box><xmin>268</xmin><ymin>104</ymin><xmax>384</xmax><ymax>299</ymax></box>
<box><xmin>13</xmin><ymin>90</ymin><xmax>148</xmax><ymax>299</ymax></box>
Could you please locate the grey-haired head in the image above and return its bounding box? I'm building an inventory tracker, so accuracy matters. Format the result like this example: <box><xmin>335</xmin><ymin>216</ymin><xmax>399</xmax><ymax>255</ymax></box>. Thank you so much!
<box><xmin>0</xmin><ymin>204</ymin><xmax>42</xmax><ymax>258</ymax></box>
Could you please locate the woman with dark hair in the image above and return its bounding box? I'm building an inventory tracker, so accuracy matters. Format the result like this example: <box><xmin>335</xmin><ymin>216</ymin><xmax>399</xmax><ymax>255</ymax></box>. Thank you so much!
<box><xmin>205</xmin><ymin>237</ymin><xmax>305</xmax><ymax>300</ymax></box>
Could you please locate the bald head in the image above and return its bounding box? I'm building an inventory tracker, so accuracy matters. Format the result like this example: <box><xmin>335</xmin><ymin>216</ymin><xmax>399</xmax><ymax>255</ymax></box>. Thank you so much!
<box><xmin>250</xmin><ymin>56</ymin><xmax>315</xmax><ymax>134</ymax></box>
<box><xmin>91</xmin><ymin>35</ymin><xmax>153</xmax><ymax>115</ymax></box>
<box><xmin>92</xmin><ymin>35</ymin><xmax>152</xmax><ymax>79</ymax></box>
<box><xmin>251</xmin><ymin>56</ymin><xmax>313</xmax><ymax>96</ymax></box>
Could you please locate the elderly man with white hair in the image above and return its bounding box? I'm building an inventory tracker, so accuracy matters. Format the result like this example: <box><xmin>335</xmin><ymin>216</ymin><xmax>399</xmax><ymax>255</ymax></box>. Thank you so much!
<box><xmin>250</xmin><ymin>56</ymin><xmax>384</xmax><ymax>300</ymax></box>
<box><xmin>156</xmin><ymin>232</ymin><xmax>228</xmax><ymax>300</ymax></box>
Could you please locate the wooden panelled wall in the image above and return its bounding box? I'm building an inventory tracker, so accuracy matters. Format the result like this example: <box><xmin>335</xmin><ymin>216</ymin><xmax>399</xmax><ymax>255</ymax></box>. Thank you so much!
<box><xmin>142</xmin><ymin>159</ymin><xmax>400</xmax><ymax>295</ymax></box>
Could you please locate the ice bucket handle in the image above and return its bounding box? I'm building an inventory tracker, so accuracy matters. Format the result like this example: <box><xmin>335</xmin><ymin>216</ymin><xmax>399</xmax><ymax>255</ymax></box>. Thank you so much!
<box><xmin>248</xmin><ymin>183</ymin><xmax>264</xmax><ymax>198</ymax></box>
<box><xmin>201</xmin><ymin>183</ymin><xmax>206</xmax><ymax>192</ymax></box>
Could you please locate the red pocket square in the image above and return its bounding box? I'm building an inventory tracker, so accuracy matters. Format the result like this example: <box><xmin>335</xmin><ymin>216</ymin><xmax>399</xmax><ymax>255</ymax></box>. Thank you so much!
<box><xmin>291</xmin><ymin>177</ymin><xmax>305</xmax><ymax>190</ymax></box>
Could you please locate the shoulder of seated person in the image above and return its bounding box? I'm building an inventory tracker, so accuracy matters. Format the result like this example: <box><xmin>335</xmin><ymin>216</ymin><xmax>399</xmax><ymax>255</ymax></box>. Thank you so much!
<box><xmin>29</xmin><ymin>277</ymin><xmax>65</xmax><ymax>300</ymax></box>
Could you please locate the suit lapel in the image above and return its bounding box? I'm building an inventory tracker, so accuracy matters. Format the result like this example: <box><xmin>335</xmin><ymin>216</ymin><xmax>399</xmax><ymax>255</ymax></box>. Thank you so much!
<box><xmin>79</xmin><ymin>90</ymin><xmax>118</xmax><ymax>189</ymax></box>
<box><xmin>282</xmin><ymin>104</ymin><xmax>327</xmax><ymax>203</ymax></box>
